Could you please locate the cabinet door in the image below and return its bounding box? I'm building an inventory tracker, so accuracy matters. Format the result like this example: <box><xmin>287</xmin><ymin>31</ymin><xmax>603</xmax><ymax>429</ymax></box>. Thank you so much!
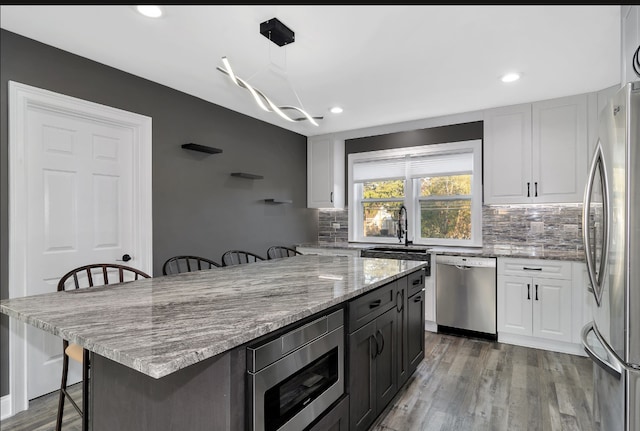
<box><xmin>532</xmin><ymin>278</ymin><xmax>572</xmax><ymax>342</ymax></box>
<box><xmin>407</xmin><ymin>290</ymin><xmax>425</xmax><ymax>374</ymax></box>
<box><xmin>532</xmin><ymin>94</ymin><xmax>588</xmax><ymax>203</ymax></box>
<box><xmin>497</xmin><ymin>275</ymin><xmax>533</xmax><ymax>336</ymax></box>
<box><xmin>396</xmin><ymin>277</ymin><xmax>409</xmax><ymax>388</ymax></box>
<box><xmin>483</xmin><ymin>103</ymin><xmax>533</xmax><ymax>204</ymax></box>
<box><xmin>307</xmin><ymin>137</ymin><xmax>344</xmax><ymax>208</ymax></box>
<box><xmin>349</xmin><ymin>280</ymin><xmax>396</xmax><ymax>332</ymax></box>
<box><xmin>307</xmin><ymin>395</ymin><xmax>349</xmax><ymax>431</ymax></box>
<box><xmin>374</xmin><ymin>308</ymin><xmax>397</xmax><ymax>413</ymax></box>
<box><xmin>348</xmin><ymin>320</ymin><xmax>377</xmax><ymax>431</ymax></box>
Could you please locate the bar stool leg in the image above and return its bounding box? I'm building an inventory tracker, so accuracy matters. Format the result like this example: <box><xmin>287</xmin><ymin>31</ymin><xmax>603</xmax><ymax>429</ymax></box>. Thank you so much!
<box><xmin>55</xmin><ymin>350</ymin><xmax>69</xmax><ymax>431</ymax></box>
<box><xmin>82</xmin><ymin>348</ymin><xmax>90</xmax><ymax>431</ymax></box>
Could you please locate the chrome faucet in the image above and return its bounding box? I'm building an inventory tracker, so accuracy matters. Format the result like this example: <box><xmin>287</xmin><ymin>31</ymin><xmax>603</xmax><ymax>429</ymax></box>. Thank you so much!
<box><xmin>398</xmin><ymin>205</ymin><xmax>412</xmax><ymax>246</ymax></box>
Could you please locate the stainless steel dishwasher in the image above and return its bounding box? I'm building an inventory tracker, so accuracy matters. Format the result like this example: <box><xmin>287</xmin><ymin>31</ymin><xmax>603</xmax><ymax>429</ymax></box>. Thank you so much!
<box><xmin>435</xmin><ymin>255</ymin><xmax>497</xmax><ymax>340</ymax></box>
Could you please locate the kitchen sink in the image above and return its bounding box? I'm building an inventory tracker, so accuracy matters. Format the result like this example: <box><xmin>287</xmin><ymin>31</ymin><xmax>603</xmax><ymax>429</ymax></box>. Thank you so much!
<box><xmin>365</xmin><ymin>246</ymin><xmax>430</xmax><ymax>253</ymax></box>
<box><xmin>360</xmin><ymin>245</ymin><xmax>432</xmax><ymax>274</ymax></box>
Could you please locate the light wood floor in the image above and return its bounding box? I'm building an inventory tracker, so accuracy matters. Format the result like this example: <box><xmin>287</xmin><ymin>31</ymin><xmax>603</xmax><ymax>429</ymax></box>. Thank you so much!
<box><xmin>372</xmin><ymin>332</ymin><xmax>595</xmax><ymax>431</ymax></box>
<box><xmin>1</xmin><ymin>332</ymin><xmax>595</xmax><ymax>431</ymax></box>
<box><xmin>1</xmin><ymin>383</ymin><xmax>82</xmax><ymax>431</ymax></box>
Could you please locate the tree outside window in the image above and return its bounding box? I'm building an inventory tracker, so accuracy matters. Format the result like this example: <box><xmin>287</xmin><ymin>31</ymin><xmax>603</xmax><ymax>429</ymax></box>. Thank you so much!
<box><xmin>418</xmin><ymin>175</ymin><xmax>472</xmax><ymax>240</ymax></box>
<box><xmin>361</xmin><ymin>180</ymin><xmax>404</xmax><ymax>238</ymax></box>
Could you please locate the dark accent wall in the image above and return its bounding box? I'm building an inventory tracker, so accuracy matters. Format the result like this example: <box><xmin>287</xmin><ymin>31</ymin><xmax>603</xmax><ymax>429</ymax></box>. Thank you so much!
<box><xmin>344</xmin><ymin>121</ymin><xmax>483</xmax><ymax>206</ymax></box>
<box><xmin>0</xmin><ymin>29</ymin><xmax>317</xmax><ymax>397</ymax></box>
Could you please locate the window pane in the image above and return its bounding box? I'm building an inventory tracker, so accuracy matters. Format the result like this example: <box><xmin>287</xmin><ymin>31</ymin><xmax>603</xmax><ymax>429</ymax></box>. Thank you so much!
<box><xmin>420</xmin><ymin>200</ymin><xmax>471</xmax><ymax>239</ymax></box>
<box><xmin>420</xmin><ymin>175</ymin><xmax>471</xmax><ymax>197</ymax></box>
<box><xmin>363</xmin><ymin>180</ymin><xmax>404</xmax><ymax>199</ymax></box>
<box><xmin>362</xmin><ymin>202</ymin><xmax>403</xmax><ymax>238</ymax></box>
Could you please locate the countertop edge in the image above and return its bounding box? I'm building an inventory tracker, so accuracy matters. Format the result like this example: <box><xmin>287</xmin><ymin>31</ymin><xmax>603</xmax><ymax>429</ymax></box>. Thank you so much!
<box><xmin>297</xmin><ymin>243</ymin><xmax>586</xmax><ymax>263</ymax></box>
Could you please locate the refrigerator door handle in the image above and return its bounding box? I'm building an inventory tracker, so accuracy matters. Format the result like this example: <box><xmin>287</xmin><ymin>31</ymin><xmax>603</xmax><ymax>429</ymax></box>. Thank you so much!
<box><xmin>582</xmin><ymin>321</ymin><xmax>622</xmax><ymax>379</ymax></box>
<box><xmin>582</xmin><ymin>143</ymin><xmax>610</xmax><ymax>307</ymax></box>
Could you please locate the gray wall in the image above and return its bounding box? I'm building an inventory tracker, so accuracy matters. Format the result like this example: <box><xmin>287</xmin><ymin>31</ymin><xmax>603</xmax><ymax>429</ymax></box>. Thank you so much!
<box><xmin>0</xmin><ymin>29</ymin><xmax>318</xmax><ymax>397</ymax></box>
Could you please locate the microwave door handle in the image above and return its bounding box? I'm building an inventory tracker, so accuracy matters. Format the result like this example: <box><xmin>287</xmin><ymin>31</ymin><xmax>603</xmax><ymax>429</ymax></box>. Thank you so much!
<box><xmin>581</xmin><ymin>322</ymin><xmax>622</xmax><ymax>379</ymax></box>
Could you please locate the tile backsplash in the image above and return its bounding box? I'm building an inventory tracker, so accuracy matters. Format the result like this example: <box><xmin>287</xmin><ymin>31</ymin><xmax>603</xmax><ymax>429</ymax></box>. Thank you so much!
<box><xmin>482</xmin><ymin>204</ymin><xmax>583</xmax><ymax>252</ymax></box>
<box><xmin>318</xmin><ymin>209</ymin><xmax>349</xmax><ymax>244</ymax></box>
<box><xmin>318</xmin><ymin>204</ymin><xmax>584</xmax><ymax>252</ymax></box>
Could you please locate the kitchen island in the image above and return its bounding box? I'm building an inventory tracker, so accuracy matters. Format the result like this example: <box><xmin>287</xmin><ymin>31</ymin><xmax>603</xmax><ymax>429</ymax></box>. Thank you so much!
<box><xmin>0</xmin><ymin>255</ymin><xmax>427</xmax><ymax>430</ymax></box>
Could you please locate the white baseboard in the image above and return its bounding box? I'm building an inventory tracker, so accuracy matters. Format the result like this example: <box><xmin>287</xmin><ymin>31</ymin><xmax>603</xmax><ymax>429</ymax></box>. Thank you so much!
<box><xmin>1</xmin><ymin>394</ymin><xmax>12</xmax><ymax>421</ymax></box>
<box><xmin>425</xmin><ymin>320</ymin><xmax>437</xmax><ymax>332</ymax></box>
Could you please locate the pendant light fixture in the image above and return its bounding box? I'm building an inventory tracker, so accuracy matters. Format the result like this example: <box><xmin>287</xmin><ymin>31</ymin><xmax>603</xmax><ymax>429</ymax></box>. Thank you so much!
<box><xmin>217</xmin><ymin>18</ymin><xmax>323</xmax><ymax>126</ymax></box>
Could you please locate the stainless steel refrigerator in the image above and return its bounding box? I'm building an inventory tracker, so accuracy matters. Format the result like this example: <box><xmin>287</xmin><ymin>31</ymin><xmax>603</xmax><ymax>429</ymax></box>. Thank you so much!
<box><xmin>582</xmin><ymin>81</ymin><xmax>640</xmax><ymax>431</ymax></box>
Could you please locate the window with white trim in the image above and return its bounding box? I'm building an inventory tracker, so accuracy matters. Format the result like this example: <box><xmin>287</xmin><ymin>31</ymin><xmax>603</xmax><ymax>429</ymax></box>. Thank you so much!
<box><xmin>348</xmin><ymin>140</ymin><xmax>482</xmax><ymax>247</ymax></box>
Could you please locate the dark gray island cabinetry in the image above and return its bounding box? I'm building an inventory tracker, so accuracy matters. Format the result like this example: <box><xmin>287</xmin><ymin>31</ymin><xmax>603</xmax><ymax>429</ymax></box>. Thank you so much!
<box><xmin>0</xmin><ymin>255</ymin><xmax>427</xmax><ymax>431</ymax></box>
<box><xmin>348</xmin><ymin>271</ymin><xmax>425</xmax><ymax>431</ymax></box>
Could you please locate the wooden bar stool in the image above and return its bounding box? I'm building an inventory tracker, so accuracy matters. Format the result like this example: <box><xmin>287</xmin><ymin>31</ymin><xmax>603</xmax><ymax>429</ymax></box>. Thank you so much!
<box><xmin>221</xmin><ymin>250</ymin><xmax>265</xmax><ymax>266</ymax></box>
<box><xmin>266</xmin><ymin>246</ymin><xmax>302</xmax><ymax>259</ymax></box>
<box><xmin>162</xmin><ymin>255</ymin><xmax>221</xmax><ymax>275</ymax></box>
<box><xmin>55</xmin><ymin>263</ymin><xmax>150</xmax><ymax>431</ymax></box>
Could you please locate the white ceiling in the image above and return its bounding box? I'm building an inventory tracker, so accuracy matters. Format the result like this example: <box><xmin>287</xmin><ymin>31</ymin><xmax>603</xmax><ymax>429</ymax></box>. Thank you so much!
<box><xmin>1</xmin><ymin>5</ymin><xmax>621</xmax><ymax>137</ymax></box>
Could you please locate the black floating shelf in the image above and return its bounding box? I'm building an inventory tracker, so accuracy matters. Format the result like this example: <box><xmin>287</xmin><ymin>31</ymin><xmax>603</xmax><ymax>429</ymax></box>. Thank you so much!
<box><xmin>231</xmin><ymin>172</ymin><xmax>264</xmax><ymax>180</ymax></box>
<box><xmin>181</xmin><ymin>143</ymin><xmax>223</xmax><ymax>154</ymax></box>
<box><xmin>264</xmin><ymin>199</ymin><xmax>293</xmax><ymax>204</ymax></box>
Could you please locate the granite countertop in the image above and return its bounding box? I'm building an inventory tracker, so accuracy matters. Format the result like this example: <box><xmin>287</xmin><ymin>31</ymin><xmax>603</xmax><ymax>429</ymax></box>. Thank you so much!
<box><xmin>0</xmin><ymin>255</ymin><xmax>426</xmax><ymax>379</ymax></box>
<box><xmin>297</xmin><ymin>243</ymin><xmax>585</xmax><ymax>262</ymax></box>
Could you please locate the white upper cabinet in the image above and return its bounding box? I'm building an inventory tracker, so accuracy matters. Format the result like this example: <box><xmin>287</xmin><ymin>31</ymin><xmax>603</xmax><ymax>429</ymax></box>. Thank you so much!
<box><xmin>483</xmin><ymin>103</ymin><xmax>532</xmax><ymax>204</ymax></box>
<box><xmin>484</xmin><ymin>94</ymin><xmax>588</xmax><ymax>204</ymax></box>
<box><xmin>531</xmin><ymin>94</ymin><xmax>588</xmax><ymax>203</ymax></box>
<box><xmin>307</xmin><ymin>137</ymin><xmax>345</xmax><ymax>208</ymax></box>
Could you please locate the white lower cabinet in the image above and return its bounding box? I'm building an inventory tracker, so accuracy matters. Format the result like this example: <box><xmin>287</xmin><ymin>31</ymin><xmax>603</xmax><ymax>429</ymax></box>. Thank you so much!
<box><xmin>424</xmin><ymin>254</ymin><xmax>436</xmax><ymax>331</ymax></box>
<box><xmin>497</xmin><ymin>258</ymin><xmax>578</xmax><ymax>354</ymax></box>
<box><xmin>499</xmin><ymin>274</ymin><xmax>571</xmax><ymax>342</ymax></box>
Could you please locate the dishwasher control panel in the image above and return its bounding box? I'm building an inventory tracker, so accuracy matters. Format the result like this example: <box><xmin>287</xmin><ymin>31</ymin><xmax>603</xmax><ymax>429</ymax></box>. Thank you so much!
<box><xmin>436</xmin><ymin>255</ymin><xmax>496</xmax><ymax>268</ymax></box>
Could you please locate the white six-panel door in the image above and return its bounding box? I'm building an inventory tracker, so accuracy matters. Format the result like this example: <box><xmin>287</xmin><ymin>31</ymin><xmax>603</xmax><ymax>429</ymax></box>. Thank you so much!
<box><xmin>8</xmin><ymin>81</ymin><xmax>152</xmax><ymax>414</ymax></box>
<box><xmin>25</xmin><ymin>107</ymin><xmax>138</xmax><ymax>399</ymax></box>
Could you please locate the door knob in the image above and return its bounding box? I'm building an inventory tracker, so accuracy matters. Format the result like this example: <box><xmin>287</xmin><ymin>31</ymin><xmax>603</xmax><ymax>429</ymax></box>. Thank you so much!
<box><xmin>117</xmin><ymin>254</ymin><xmax>132</xmax><ymax>262</ymax></box>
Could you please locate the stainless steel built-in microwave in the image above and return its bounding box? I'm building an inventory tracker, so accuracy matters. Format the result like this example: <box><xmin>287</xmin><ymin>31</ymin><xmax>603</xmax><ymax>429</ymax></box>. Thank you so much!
<box><xmin>247</xmin><ymin>309</ymin><xmax>345</xmax><ymax>431</ymax></box>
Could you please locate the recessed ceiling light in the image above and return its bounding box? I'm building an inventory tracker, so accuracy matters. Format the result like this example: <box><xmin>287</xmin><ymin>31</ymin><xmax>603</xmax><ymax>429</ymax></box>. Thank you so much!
<box><xmin>136</xmin><ymin>6</ymin><xmax>163</xmax><ymax>18</ymax></box>
<box><xmin>330</xmin><ymin>106</ymin><xmax>343</xmax><ymax>114</ymax></box>
<box><xmin>501</xmin><ymin>72</ymin><xmax>521</xmax><ymax>83</ymax></box>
